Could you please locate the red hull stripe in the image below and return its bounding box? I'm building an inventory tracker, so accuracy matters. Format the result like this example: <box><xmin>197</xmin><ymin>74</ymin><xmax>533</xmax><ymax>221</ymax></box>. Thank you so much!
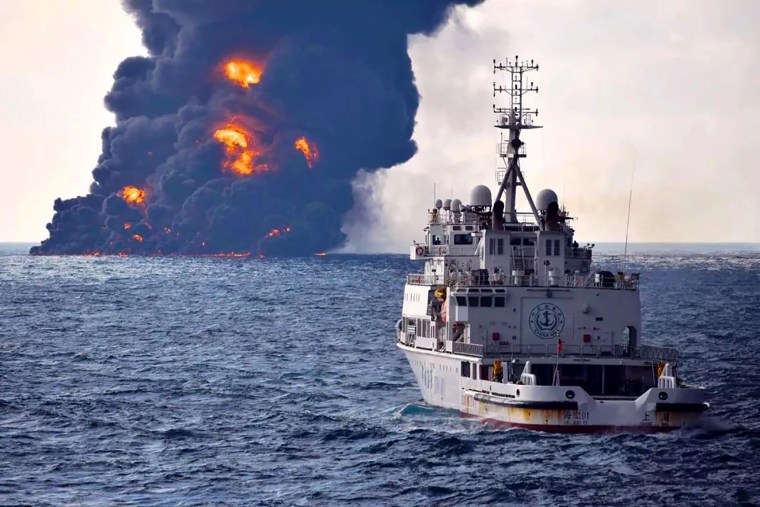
<box><xmin>461</xmin><ymin>413</ymin><xmax>676</xmax><ymax>434</ymax></box>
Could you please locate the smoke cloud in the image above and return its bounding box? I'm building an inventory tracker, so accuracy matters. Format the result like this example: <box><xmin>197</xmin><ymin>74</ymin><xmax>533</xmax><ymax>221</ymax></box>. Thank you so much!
<box><xmin>31</xmin><ymin>0</ymin><xmax>484</xmax><ymax>256</ymax></box>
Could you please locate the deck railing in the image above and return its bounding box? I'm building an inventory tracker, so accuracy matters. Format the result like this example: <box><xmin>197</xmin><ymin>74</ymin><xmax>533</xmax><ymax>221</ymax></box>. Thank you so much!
<box><xmin>452</xmin><ymin>342</ymin><xmax>484</xmax><ymax>357</ymax></box>
<box><xmin>406</xmin><ymin>272</ymin><xmax>638</xmax><ymax>290</ymax></box>
<box><xmin>628</xmin><ymin>344</ymin><xmax>679</xmax><ymax>362</ymax></box>
<box><xmin>399</xmin><ymin>335</ymin><xmax>679</xmax><ymax>362</ymax></box>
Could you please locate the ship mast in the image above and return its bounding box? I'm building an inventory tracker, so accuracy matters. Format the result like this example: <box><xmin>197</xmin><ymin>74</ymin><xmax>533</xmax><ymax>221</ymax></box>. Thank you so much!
<box><xmin>493</xmin><ymin>56</ymin><xmax>542</xmax><ymax>223</ymax></box>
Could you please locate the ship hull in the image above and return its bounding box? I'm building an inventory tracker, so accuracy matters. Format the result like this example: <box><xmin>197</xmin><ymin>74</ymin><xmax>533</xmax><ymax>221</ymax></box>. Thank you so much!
<box><xmin>400</xmin><ymin>344</ymin><xmax>708</xmax><ymax>433</ymax></box>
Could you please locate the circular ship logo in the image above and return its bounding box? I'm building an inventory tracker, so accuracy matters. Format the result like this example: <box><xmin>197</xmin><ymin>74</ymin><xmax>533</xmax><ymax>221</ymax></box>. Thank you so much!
<box><xmin>529</xmin><ymin>303</ymin><xmax>565</xmax><ymax>339</ymax></box>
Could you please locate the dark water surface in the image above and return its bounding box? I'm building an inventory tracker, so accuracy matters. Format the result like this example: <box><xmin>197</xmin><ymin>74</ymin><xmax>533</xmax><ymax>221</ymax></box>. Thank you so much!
<box><xmin>1</xmin><ymin>246</ymin><xmax>759</xmax><ymax>505</ymax></box>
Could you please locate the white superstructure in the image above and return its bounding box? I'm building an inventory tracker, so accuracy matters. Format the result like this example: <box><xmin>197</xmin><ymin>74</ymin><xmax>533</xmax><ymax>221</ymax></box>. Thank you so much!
<box><xmin>396</xmin><ymin>57</ymin><xmax>708</xmax><ymax>432</ymax></box>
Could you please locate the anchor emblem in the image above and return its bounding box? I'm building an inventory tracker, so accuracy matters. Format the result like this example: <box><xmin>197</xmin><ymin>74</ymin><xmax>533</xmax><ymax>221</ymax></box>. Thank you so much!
<box><xmin>528</xmin><ymin>303</ymin><xmax>565</xmax><ymax>339</ymax></box>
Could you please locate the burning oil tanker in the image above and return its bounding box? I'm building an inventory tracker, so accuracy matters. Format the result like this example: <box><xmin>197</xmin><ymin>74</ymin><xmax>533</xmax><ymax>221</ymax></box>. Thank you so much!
<box><xmin>31</xmin><ymin>0</ymin><xmax>483</xmax><ymax>257</ymax></box>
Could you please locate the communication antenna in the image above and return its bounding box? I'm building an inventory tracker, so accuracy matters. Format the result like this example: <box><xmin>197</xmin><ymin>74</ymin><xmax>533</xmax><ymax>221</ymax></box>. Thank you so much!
<box><xmin>492</xmin><ymin>55</ymin><xmax>542</xmax><ymax>223</ymax></box>
<box><xmin>623</xmin><ymin>153</ymin><xmax>637</xmax><ymax>259</ymax></box>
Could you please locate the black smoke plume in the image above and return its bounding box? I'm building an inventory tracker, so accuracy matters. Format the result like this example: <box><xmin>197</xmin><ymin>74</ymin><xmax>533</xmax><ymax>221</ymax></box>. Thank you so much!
<box><xmin>31</xmin><ymin>0</ymin><xmax>484</xmax><ymax>256</ymax></box>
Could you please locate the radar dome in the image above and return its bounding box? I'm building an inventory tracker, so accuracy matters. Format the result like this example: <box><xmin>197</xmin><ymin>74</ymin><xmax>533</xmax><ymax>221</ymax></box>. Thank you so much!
<box><xmin>434</xmin><ymin>199</ymin><xmax>443</xmax><ymax>209</ymax></box>
<box><xmin>536</xmin><ymin>189</ymin><xmax>559</xmax><ymax>211</ymax></box>
<box><xmin>451</xmin><ymin>199</ymin><xmax>462</xmax><ymax>212</ymax></box>
<box><xmin>443</xmin><ymin>199</ymin><xmax>452</xmax><ymax>210</ymax></box>
<box><xmin>470</xmin><ymin>185</ymin><xmax>492</xmax><ymax>207</ymax></box>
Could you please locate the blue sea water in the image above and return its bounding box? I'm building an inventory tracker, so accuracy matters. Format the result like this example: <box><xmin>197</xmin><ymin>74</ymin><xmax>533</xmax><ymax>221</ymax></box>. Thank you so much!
<box><xmin>1</xmin><ymin>243</ymin><xmax>759</xmax><ymax>505</ymax></box>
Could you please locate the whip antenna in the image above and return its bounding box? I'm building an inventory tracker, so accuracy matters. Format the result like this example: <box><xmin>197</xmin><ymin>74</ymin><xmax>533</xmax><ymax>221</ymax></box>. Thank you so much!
<box><xmin>623</xmin><ymin>153</ymin><xmax>637</xmax><ymax>259</ymax></box>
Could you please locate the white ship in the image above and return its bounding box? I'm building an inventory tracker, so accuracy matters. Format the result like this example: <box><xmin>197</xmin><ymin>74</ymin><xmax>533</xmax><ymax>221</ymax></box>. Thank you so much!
<box><xmin>396</xmin><ymin>56</ymin><xmax>708</xmax><ymax>433</ymax></box>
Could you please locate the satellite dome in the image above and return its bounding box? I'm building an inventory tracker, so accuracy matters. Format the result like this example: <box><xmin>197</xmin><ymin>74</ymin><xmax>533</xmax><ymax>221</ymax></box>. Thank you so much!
<box><xmin>470</xmin><ymin>185</ymin><xmax>492</xmax><ymax>207</ymax></box>
<box><xmin>443</xmin><ymin>198</ymin><xmax>452</xmax><ymax>210</ymax></box>
<box><xmin>451</xmin><ymin>198</ymin><xmax>462</xmax><ymax>212</ymax></box>
<box><xmin>536</xmin><ymin>189</ymin><xmax>559</xmax><ymax>211</ymax></box>
<box><xmin>434</xmin><ymin>199</ymin><xmax>443</xmax><ymax>209</ymax></box>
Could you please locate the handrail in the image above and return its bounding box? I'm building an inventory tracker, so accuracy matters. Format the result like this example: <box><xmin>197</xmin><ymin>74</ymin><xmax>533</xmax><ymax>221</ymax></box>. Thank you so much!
<box><xmin>633</xmin><ymin>344</ymin><xmax>679</xmax><ymax>362</ymax></box>
<box><xmin>397</xmin><ymin>335</ymin><xmax>680</xmax><ymax>363</ymax></box>
<box><xmin>406</xmin><ymin>271</ymin><xmax>637</xmax><ymax>291</ymax></box>
<box><xmin>452</xmin><ymin>342</ymin><xmax>485</xmax><ymax>357</ymax></box>
<box><xmin>407</xmin><ymin>273</ymin><xmax>444</xmax><ymax>285</ymax></box>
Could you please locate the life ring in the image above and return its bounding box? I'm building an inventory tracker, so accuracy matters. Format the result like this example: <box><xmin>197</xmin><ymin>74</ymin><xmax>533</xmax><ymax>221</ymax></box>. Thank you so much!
<box><xmin>415</xmin><ymin>246</ymin><xmax>424</xmax><ymax>256</ymax></box>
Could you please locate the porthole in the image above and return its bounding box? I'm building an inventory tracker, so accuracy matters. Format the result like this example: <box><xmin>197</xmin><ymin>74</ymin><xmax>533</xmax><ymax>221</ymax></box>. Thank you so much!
<box><xmin>565</xmin><ymin>390</ymin><xmax>575</xmax><ymax>400</ymax></box>
<box><xmin>658</xmin><ymin>392</ymin><xmax>668</xmax><ymax>401</ymax></box>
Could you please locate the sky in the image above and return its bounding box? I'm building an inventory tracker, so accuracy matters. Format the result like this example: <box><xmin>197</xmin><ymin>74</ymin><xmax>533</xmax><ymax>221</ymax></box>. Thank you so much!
<box><xmin>0</xmin><ymin>1</ymin><xmax>145</xmax><ymax>242</ymax></box>
<box><xmin>1</xmin><ymin>0</ymin><xmax>758</xmax><ymax>249</ymax></box>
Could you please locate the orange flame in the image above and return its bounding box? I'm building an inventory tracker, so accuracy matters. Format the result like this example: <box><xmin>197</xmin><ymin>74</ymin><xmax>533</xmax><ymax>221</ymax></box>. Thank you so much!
<box><xmin>314</xmin><ymin>252</ymin><xmax>327</xmax><ymax>256</ymax></box>
<box><xmin>294</xmin><ymin>136</ymin><xmax>320</xmax><ymax>168</ymax></box>
<box><xmin>264</xmin><ymin>225</ymin><xmax>293</xmax><ymax>243</ymax></box>
<box><xmin>265</xmin><ymin>226</ymin><xmax>292</xmax><ymax>239</ymax></box>
<box><xmin>123</xmin><ymin>223</ymin><xmax>132</xmax><ymax>230</ymax></box>
<box><xmin>131</xmin><ymin>234</ymin><xmax>144</xmax><ymax>242</ymax></box>
<box><xmin>119</xmin><ymin>186</ymin><xmax>146</xmax><ymax>206</ymax></box>
<box><xmin>223</xmin><ymin>59</ymin><xmax>262</xmax><ymax>88</ymax></box>
<box><xmin>213</xmin><ymin>123</ymin><xmax>265</xmax><ymax>176</ymax></box>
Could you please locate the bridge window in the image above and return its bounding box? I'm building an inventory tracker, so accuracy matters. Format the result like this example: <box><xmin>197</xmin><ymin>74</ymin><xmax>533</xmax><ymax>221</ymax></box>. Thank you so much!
<box><xmin>481</xmin><ymin>296</ymin><xmax>492</xmax><ymax>307</ymax></box>
<box><xmin>455</xmin><ymin>296</ymin><xmax>466</xmax><ymax>306</ymax></box>
<box><xmin>546</xmin><ymin>239</ymin><xmax>553</xmax><ymax>256</ymax></box>
<box><xmin>494</xmin><ymin>296</ymin><xmax>506</xmax><ymax>307</ymax></box>
<box><xmin>467</xmin><ymin>296</ymin><xmax>479</xmax><ymax>307</ymax></box>
<box><xmin>497</xmin><ymin>238</ymin><xmax>504</xmax><ymax>254</ymax></box>
<box><xmin>460</xmin><ymin>362</ymin><xmax>470</xmax><ymax>378</ymax></box>
<box><xmin>454</xmin><ymin>234</ymin><xmax>474</xmax><ymax>245</ymax></box>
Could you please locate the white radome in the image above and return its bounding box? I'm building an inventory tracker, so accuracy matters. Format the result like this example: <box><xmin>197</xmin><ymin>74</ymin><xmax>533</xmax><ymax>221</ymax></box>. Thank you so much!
<box><xmin>535</xmin><ymin>188</ymin><xmax>558</xmax><ymax>211</ymax></box>
<box><xmin>470</xmin><ymin>185</ymin><xmax>492</xmax><ymax>207</ymax></box>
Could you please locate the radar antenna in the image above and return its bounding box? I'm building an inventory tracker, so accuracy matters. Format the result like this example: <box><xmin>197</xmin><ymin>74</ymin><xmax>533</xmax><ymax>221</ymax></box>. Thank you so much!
<box><xmin>493</xmin><ymin>55</ymin><xmax>542</xmax><ymax>223</ymax></box>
